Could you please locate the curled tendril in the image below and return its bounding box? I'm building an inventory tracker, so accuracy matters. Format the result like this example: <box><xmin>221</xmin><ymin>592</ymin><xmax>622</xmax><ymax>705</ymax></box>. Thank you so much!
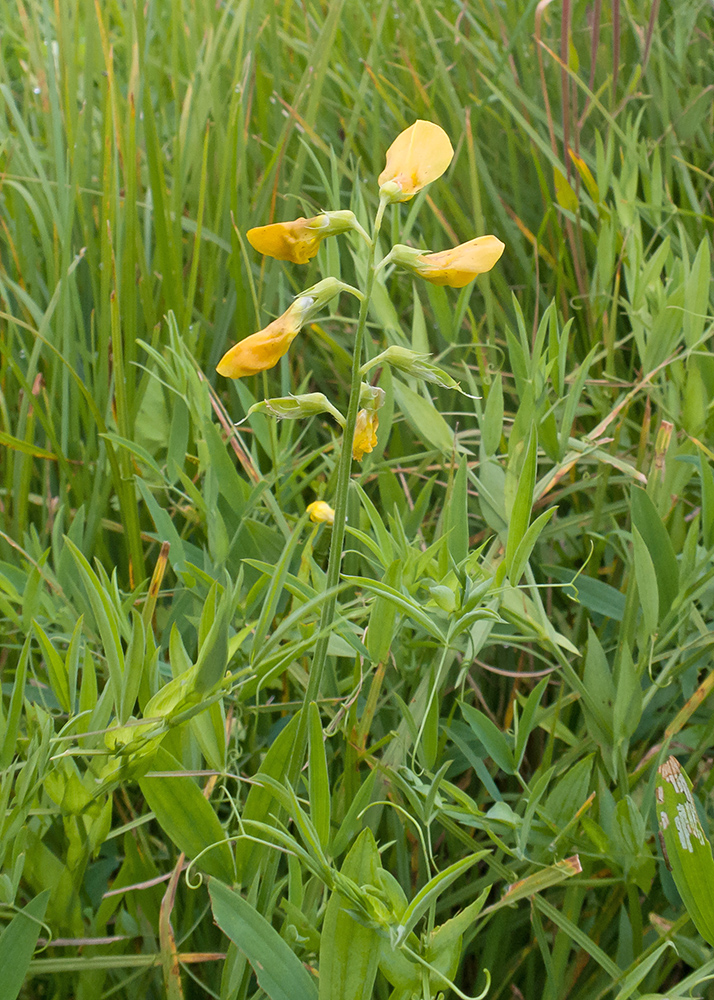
<box><xmin>183</xmin><ymin>835</ymin><xmax>237</xmax><ymax>890</ymax></box>
<box><xmin>19</xmin><ymin>914</ymin><xmax>54</xmax><ymax>955</ymax></box>
<box><xmin>401</xmin><ymin>941</ymin><xmax>492</xmax><ymax>1000</ymax></box>
<box><xmin>359</xmin><ymin>799</ymin><xmax>435</xmax><ymax>875</ymax></box>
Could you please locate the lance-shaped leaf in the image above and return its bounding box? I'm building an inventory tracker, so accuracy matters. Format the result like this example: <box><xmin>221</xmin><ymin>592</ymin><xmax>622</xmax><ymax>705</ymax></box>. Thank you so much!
<box><xmin>209</xmin><ymin>879</ymin><xmax>318</xmax><ymax>1000</ymax></box>
<box><xmin>394</xmin><ymin>852</ymin><xmax>489</xmax><ymax>946</ymax></box>
<box><xmin>319</xmin><ymin>829</ymin><xmax>382</xmax><ymax>1000</ymax></box>
<box><xmin>656</xmin><ymin>756</ymin><xmax>714</xmax><ymax>946</ymax></box>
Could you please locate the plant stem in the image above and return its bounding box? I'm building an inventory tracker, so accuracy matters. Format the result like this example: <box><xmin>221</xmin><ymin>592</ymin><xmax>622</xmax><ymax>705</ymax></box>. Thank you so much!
<box><xmin>291</xmin><ymin>196</ymin><xmax>388</xmax><ymax>770</ymax></box>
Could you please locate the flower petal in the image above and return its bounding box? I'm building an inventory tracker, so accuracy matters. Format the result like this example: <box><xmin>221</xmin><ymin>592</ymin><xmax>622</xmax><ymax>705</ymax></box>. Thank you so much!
<box><xmin>216</xmin><ymin>311</ymin><xmax>300</xmax><ymax>378</ymax></box>
<box><xmin>247</xmin><ymin>218</ymin><xmax>322</xmax><ymax>264</ymax></box>
<box><xmin>378</xmin><ymin>120</ymin><xmax>454</xmax><ymax>202</ymax></box>
<box><xmin>352</xmin><ymin>409</ymin><xmax>379</xmax><ymax>461</ymax></box>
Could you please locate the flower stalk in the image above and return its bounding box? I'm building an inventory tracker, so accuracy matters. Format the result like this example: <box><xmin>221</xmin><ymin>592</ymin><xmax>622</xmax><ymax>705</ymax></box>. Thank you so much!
<box><xmin>301</xmin><ymin>194</ymin><xmax>388</xmax><ymax>714</ymax></box>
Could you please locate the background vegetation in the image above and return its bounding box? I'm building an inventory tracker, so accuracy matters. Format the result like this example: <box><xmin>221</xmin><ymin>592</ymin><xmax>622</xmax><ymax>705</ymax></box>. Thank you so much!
<box><xmin>1</xmin><ymin>0</ymin><xmax>714</xmax><ymax>997</ymax></box>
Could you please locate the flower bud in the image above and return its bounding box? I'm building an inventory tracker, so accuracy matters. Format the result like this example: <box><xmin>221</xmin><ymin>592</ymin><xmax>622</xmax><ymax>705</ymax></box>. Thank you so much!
<box><xmin>306</xmin><ymin>500</ymin><xmax>335</xmax><ymax>525</ymax></box>
<box><xmin>247</xmin><ymin>392</ymin><xmax>345</xmax><ymax>425</ymax></box>
<box><xmin>362</xmin><ymin>346</ymin><xmax>461</xmax><ymax>391</ymax></box>
<box><xmin>359</xmin><ymin>382</ymin><xmax>386</xmax><ymax>412</ymax></box>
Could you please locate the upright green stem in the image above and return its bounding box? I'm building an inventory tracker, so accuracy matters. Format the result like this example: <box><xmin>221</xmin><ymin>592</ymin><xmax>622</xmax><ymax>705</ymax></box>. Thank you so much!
<box><xmin>290</xmin><ymin>197</ymin><xmax>388</xmax><ymax>776</ymax></box>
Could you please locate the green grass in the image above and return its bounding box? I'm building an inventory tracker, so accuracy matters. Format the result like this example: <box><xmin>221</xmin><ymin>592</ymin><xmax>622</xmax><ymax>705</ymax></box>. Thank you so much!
<box><xmin>1</xmin><ymin>0</ymin><xmax>714</xmax><ymax>998</ymax></box>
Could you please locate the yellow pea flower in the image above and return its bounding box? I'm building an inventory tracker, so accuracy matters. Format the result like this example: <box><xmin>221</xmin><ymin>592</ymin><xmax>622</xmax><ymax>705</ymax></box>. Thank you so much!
<box><xmin>378</xmin><ymin>120</ymin><xmax>454</xmax><ymax>203</ymax></box>
<box><xmin>247</xmin><ymin>210</ymin><xmax>358</xmax><ymax>265</ymax></box>
<box><xmin>217</xmin><ymin>278</ymin><xmax>350</xmax><ymax>379</ymax></box>
<box><xmin>216</xmin><ymin>299</ymin><xmax>306</xmax><ymax>378</ymax></box>
<box><xmin>352</xmin><ymin>409</ymin><xmax>379</xmax><ymax>461</ymax></box>
<box><xmin>306</xmin><ymin>500</ymin><xmax>335</xmax><ymax>525</ymax></box>
<box><xmin>388</xmin><ymin>236</ymin><xmax>505</xmax><ymax>287</ymax></box>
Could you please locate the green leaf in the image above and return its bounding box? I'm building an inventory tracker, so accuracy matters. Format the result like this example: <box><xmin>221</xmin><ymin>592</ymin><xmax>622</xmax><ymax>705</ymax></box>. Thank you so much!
<box><xmin>543</xmin><ymin>565</ymin><xmax>625</xmax><ymax>621</ymax></box>
<box><xmin>396</xmin><ymin>853</ymin><xmax>487</xmax><ymax>946</ymax></box>
<box><xmin>699</xmin><ymin>456</ymin><xmax>714</xmax><ymax>549</ymax></box>
<box><xmin>0</xmin><ymin>635</ymin><xmax>31</xmax><ymax>769</ymax></box>
<box><xmin>582</xmin><ymin>626</ymin><xmax>615</xmax><ymax>742</ymax></box>
<box><xmin>209</xmin><ymin>879</ymin><xmax>318</xmax><ymax>1000</ymax></box>
<box><xmin>139</xmin><ymin>748</ymin><xmax>235</xmax><ymax>882</ymax></box>
<box><xmin>65</xmin><ymin>537</ymin><xmax>125</xmax><ymax>713</ymax></box>
<box><xmin>330</xmin><ymin>768</ymin><xmax>379</xmax><ymax>859</ymax></box>
<box><xmin>24</xmin><ymin>607</ymin><xmax>52</xmax><ymax>689</ymax></box>
<box><xmin>393</xmin><ymin>380</ymin><xmax>455</xmax><ymax>455</ymax></box>
<box><xmin>613</xmin><ymin>643</ymin><xmax>642</xmax><ymax>745</ymax></box>
<box><xmin>683</xmin><ymin>237</ymin><xmax>710</xmax><ymax>347</ymax></box>
<box><xmin>0</xmin><ymin>889</ymin><xmax>50</xmax><ymax>1000</ymax></box>
<box><xmin>505</xmin><ymin>427</ymin><xmax>537</xmax><ymax>580</ymax></box>
<box><xmin>460</xmin><ymin>702</ymin><xmax>514</xmax><ymax>774</ymax></box>
<box><xmin>343</xmin><ymin>576</ymin><xmax>446</xmax><ymax>642</ymax></box>
<box><xmin>308</xmin><ymin>703</ymin><xmax>331</xmax><ymax>851</ymax></box>
<box><xmin>632</xmin><ymin>525</ymin><xmax>659</xmax><ymax>636</ymax></box>
<box><xmin>366</xmin><ymin>560</ymin><xmax>402</xmax><ymax>665</ymax></box>
<box><xmin>446</xmin><ymin>456</ymin><xmax>469</xmax><ymax>566</ymax></box>
<box><xmin>514</xmin><ymin>677</ymin><xmax>549</xmax><ymax>769</ymax></box>
<box><xmin>656</xmin><ymin>756</ymin><xmax>714</xmax><ymax>947</ymax></box>
<box><xmin>543</xmin><ymin>756</ymin><xmax>593</xmax><ymax>829</ymax></box>
<box><xmin>508</xmin><ymin>507</ymin><xmax>556</xmax><ymax>585</ymax></box>
<box><xmin>614</xmin><ymin>942</ymin><xmax>675</xmax><ymax>1000</ymax></box>
<box><xmin>319</xmin><ymin>829</ymin><xmax>382</xmax><ymax>1000</ymax></box>
<box><xmin>631</xmin><ymin>487</ymin><xmax>679</xmax><ymax>620</ymax></box>
<box><xmin>481</xmin><ymin>375</ymin><xmax>504</xmax><ymax>457</ymax></box>
<box><xmin>553</xmin><ymin>166</ymin><xmax>578</xmax><ymax>212</ymax></box>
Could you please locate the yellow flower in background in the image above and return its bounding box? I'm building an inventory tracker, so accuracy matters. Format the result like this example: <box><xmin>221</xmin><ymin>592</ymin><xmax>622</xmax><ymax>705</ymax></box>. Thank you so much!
<box><xmin>247</xmin><ymin>210</ymin><xmax>358</xmax><ymax>265</ymax></box>
<box><xmin>306</xmin><ymin>500</ymin><xmax>335</xmax><ymax>525</ymax></box>
<box><xmin>378</xmin><ymin>120</ymin><xmax>454</xmax><ymax>203</ymax></box>
<box><xmin>387</xmin><ymin>235</ymin><xmax>505</xmax><ymax>287</ymax></box>
<box><xmin>352</xmin><ymin>409</ymin><xmax>379</xmax><ymax>461</ymax></box>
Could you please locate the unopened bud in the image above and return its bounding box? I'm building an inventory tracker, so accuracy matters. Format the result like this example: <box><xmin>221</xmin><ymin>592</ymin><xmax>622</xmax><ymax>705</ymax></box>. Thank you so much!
<box><xmin>361</xmin><ymin>345</ymin><xmax>462</xmax><ymax>391</ymax></box>
<box><xmin>359</xmin><ymin>382</ymin><xmax>386</xmax><ymax>412</ymax></box>
<box><xmin>247</xmin><ymin>392</ymin><xmax>345</xmax><ymax>426</ymax></box>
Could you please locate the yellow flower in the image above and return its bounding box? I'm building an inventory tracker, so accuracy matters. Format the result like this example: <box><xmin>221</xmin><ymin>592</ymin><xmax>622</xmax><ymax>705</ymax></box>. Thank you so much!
<box><xmin>247</xmin><ymin>210</ymin><xmax>357</xmax><ymax>265</ymax></box>
<box><xmin>216</xmin><ymin>279</ymin><xmax>347</xmax><ymax>379</ymax></box>
<box><xmin>352</xmin><ymin>409</ymin><xmax>379</xmax><ymax>461</ymax></box>
<box><xmin>415</xmin><ymin>236</ymin><xmax>505</xmax><ymax>286</ymax></box>
<box><xmin>388</xmin><ymin>236</ymin><xmax>505</xmax><ymax>287</ymax></box>
<box><xmin>378</xmin><ymin>120</ymin><xmax>454</xmax><ymax>203</ymax></box>
<box><xmin>216</xmin><ymin>300</ymin><xmax>305</xmax><ymax>378</ymax></box>
<box><xmin>306</xmin><ymin>500</ymin><xmax>335</xmax><ymax>525</ymax></box>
